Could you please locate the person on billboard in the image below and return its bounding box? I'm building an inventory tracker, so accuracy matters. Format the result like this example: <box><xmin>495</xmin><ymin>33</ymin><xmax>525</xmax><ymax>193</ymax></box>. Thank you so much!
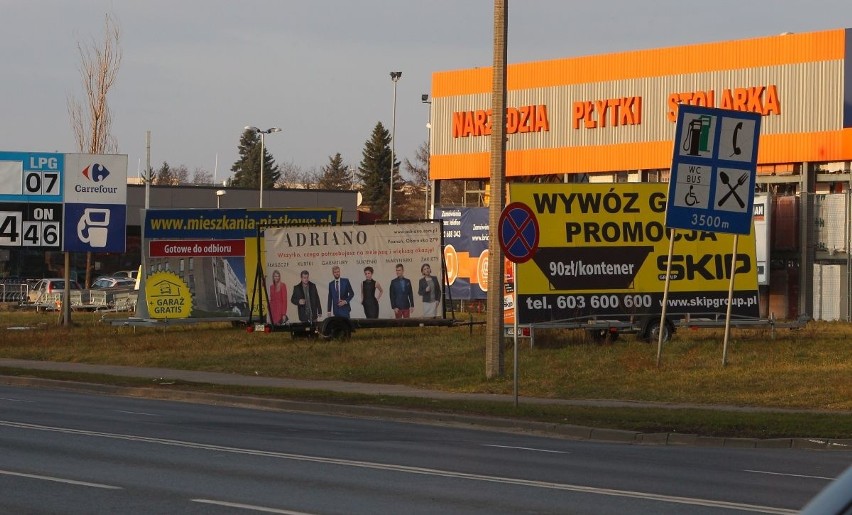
<box><xmin>361</xmin><ymin>266</ymin><xmax>383</xmax><ymax>319</ymax></box>
<box><xmin>327</xmin><ymin>265</ymin><xmax>355</xmax><ymax>318</ymax></box>
<box><xmin>291</xmin><ymin>270</ymin><xmax>321</xmax><ymax>323</ymax></box>
<box><xmin>389</xmin><ymin>263</ymin><xmax>414</xmax><ymax>319</ymax></box>
<box><xmin>418</xmin><ymin>263</ymin><xmax>441</xmax><ymax>318</ymax></box>
<box><xmin>268</xmin><ymin>269</ymin><xmax>288</xmax><ymax>324</ymax></box>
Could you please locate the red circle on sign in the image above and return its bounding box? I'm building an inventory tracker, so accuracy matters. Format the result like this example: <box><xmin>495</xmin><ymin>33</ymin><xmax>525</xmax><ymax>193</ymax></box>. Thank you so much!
<box><xmin>498</xmin><ymin>202</ymin><xmax>539</xmax><ymax>263</ymax></box>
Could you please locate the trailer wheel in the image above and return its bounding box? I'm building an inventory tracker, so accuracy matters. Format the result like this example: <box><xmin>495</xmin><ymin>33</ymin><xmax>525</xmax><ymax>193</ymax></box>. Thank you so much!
<box><xmin>321</xmin><ymin>317</ymin><xmax>352</xmax><ymax>340</ymax></box>
<box><xmin>645</xmin><ymin>320</ymin><xmax>672</xmax><ymax>343</ymax></box>
<box><xmin>588</xmin><ymin>328</ymin><xmax>619</xmax><ymax>343</ymax></box>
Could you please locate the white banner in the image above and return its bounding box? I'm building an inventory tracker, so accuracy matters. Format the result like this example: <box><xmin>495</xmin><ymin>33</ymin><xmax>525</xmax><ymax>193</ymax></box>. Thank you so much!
<box><xmin>264</xmin><ymin>222</ymin><xmax>444</xmax><ymax>320</ymax></box>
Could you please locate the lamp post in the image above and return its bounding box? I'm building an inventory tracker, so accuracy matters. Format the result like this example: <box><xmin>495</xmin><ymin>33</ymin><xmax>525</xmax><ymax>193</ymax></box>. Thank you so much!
<box><xmin>422</xmin><ymin>93</ymin><xmax>432</xmax><ymax>219</ymax></box>
<box><xmin>388</xmin><ymin>71</ymin><xmax>402</xmax><ymax>221</ymax></box>
<box><xmin>216</xmin><ymin>189</ymin><xmax>226</xmax><ymax>208</ymax></box>
<box><xmin>244</xmin><ymin>126</ymin><xmax>282</xmax><ymax>208</ymax></box>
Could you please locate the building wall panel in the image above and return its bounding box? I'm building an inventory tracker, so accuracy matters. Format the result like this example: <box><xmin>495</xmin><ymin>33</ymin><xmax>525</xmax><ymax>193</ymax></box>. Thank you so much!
<box><xmin>430</xmin><ymin>28</ymin><xmax>850</xmax><ymax>180</ymax></box>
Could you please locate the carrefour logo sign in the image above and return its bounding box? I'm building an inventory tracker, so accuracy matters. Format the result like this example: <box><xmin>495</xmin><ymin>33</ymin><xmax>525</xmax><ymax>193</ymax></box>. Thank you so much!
<box><xmin>77</xmin><ymin>163</ymin><xmax>117</xmax><ymax>192</ymax></box>
<box><xmin>63</xmin><ymin>154</ymin><xmax>127</xmax><ymax>204</ymax></box>
<box><xmin>82</xmin><ymin>163</ymin><xmax>111</xmax><ymax>182</ymax></box>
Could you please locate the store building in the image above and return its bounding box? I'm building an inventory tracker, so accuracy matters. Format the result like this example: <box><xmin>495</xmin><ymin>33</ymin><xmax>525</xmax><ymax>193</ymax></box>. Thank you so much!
<box><xmin>429</xmin><ymin>28</ymin><xmax>852</xmax><ymax>320</ymax></box>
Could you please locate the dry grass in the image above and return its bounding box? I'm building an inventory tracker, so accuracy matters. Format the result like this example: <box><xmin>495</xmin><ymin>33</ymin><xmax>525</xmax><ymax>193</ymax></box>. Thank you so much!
<box><xmin>2</xmin><ymin>310</ymin><xmax>850</xmax><ymax>412</ymax></box>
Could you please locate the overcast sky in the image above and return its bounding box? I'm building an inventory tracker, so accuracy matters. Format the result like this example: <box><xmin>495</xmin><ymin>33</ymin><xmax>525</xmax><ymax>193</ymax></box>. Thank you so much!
<box><xmin>1</xmin><ymin>1</ymin><xmax>848</xmax><ymax>184</ymax></box>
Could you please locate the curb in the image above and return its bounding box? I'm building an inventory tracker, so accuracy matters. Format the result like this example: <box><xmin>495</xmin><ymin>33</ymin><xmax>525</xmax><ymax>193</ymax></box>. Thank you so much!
<box><xmin>1</xmin><ymin>375</ymin><xmax>850</xmax><ymax>451</ymax></box>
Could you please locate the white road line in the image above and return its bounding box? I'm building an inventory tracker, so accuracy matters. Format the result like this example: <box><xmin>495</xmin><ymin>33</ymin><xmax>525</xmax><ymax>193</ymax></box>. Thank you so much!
<box><xmin>0</xmin><ymin>469</ymin><xmax>122</xmax><ymax>489</ymax></box>
<box><xmin>0</xmin><ymin>397</ymin><xmax>31</xmax><ymax>402</ymax></box>
<box><xmin>192</xmin><ymin>499</ymin><xmax>315</xmax><ymax>514</ymax></box>
<box><xmin>114</xmin><ymin>410</ymin><xmax>160</xmax><ymax>416</ymax></box>
<box><xmin>0</xmin><ymin>420</ymin><xmax>795</xmax><ymax>514</ymax></box>
<box><xmin>483</xmin><ymin>444</ymin><xmax>570</xmax><ymax>454</ymax></box>
<box><xmin>744</xmin><ymin>469</ymin><xmax>835</xmax><ymax>481</ymax></box>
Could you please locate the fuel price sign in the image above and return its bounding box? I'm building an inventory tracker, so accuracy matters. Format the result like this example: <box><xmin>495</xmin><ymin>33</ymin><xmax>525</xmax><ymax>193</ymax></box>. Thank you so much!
<box><xmin>0</xmin><ymin>202</ymin><xmax>62</xmax><ymax>247</ymax></box>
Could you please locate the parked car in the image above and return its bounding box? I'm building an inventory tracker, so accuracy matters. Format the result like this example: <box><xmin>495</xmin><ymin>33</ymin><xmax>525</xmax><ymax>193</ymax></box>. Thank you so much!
<box><xmin>91</xmin><ymin>277</ymin><xmax>136</xmax><ymax>289</ymax></box>
<box><xmin>111</xmin><ymin>270</ymin><xmax>139</xmax><ymax>280</ymax></box>
<box><xmin>27</xmin><ymin>278</ymin><xmax>82</xmax><ymax>303</ymax></box>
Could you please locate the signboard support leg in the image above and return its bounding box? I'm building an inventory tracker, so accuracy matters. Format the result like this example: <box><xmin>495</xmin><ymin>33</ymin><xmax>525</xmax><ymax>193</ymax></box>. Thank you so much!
<box><xmin>247</xmin><ymin>228</ymin><xmax>270</xmax><ymax>326</ymax></box>
<box><xmin>656</xmin><ymin>230</ymin><xmax>676</xmax><ymax>367</ymax></box>
<box><xmin>512</xmin><ymin>262</ymin><xmax>519</xmax><ymax>408</ymax></box>
<box><xmin>722</xmin><ymin>235</ymin><xmax>739</xmax><ymax>366</ymax></box>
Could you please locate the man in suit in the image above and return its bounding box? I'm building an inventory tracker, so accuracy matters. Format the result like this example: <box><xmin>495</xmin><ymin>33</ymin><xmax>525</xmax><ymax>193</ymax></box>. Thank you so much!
<box><xmin>327</xmin><ymin>265</ymin><xmax>355</xmax><ymax>318</ymax></box>
<box><xmin>291</xmin><ymin>270</ymin><xmax>321</xmax><ymax>323</ymax></box>
<box><xmin>389</xmin><ymin>263</ymin><xmax>414</xmax><ymax>318</ymax></box>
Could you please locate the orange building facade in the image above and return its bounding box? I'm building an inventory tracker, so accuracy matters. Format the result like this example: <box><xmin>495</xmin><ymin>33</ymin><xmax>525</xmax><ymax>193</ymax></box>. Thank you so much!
<box><xmin>429</xmin><ymin>28</ymin><xmax>851</xmax><ymax>181</ymax></box>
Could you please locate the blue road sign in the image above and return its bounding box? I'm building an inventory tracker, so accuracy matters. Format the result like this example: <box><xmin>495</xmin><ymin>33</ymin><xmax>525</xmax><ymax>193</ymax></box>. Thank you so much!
<box><xmin>499</xmin><ymin>202</ymin><xmax>539</xmax><ymax>263</ymax></box>
<box><xmin>666</xmin><ymin>105</ymin><xmax>761</xmax><ymax>235</ymax></box>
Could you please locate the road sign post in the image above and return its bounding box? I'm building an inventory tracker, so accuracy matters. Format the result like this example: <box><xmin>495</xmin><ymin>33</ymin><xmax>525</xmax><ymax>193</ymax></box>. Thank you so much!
<box><xmin>498</xmin><ymin>202</ymin><xmax>540</xmax><ymax>408</ymax></box>
<box><xmin>664</xmin><ymin>106</ymin><xmax>762</xmax><ymax>366</ymax></box>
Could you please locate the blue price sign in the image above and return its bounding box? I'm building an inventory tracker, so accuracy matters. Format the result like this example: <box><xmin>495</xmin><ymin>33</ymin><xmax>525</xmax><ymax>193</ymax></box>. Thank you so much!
<box><xmin>0</xmin><ymin>151</ymin><xmax>64</xmax><ymax>203</ymax></box>
<box><xmin>666</xmin><ymin>106</ymin><xmax>761</xmax><ymax>235</ymax></box>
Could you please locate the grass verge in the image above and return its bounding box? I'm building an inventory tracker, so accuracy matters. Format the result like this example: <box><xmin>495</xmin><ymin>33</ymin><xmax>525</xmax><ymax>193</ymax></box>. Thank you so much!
<box><xmin>1</xmin><ymin>310</ymin><xmax>851</xmax><ymax>439</ymax></box>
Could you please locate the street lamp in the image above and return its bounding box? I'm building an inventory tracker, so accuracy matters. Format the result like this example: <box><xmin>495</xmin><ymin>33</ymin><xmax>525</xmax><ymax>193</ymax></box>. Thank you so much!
<box><xmin>422</xmin><ymin>93</ymin><xmax>432</xmax><ymax>219</ymax></box>
<box><xmin>216</xmin><ymin>189</ymin><xmax>226</xmax><ymax>208</ymax></box>
<box><xmin>244</xmin><ymin>126</ymin><xmax>282</xmax><ymax>208</ymax></box>
<box><xmin>388</xmin><ymin>71</ymin><xmax>402</xmax><ymax>220</ymax></box>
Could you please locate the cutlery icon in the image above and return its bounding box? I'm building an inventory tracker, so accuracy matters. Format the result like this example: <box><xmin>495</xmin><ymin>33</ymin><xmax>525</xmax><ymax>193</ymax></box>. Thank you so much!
<box><xmin>718</xmin><ymin>171</ymin><xmax>747</xmax><ymax>208</ymax></box>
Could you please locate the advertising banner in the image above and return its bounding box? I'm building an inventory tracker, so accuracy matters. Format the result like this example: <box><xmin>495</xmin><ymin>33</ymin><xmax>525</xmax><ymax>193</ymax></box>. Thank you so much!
<box><xmin>435</xmin><ymin>207</ymin><xmax>488</xmax><ymax>300</ymax></box>
<box><xmin>142</xmin><ymin>208</ymin><xmax>340</xmax><ymax>319</ymax></box>
<box><xmin>264</xmin><ymin>222</ymin><xmax>443</xmax><ymax>320</ymax></box>
<box><xmin>510</xmin><ymin>183</ymin><xmax>760</xmax><ymax>324</ymax></box>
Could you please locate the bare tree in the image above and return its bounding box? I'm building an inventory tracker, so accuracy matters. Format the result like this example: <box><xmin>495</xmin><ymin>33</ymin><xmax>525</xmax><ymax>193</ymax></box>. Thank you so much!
<box><xmin>191</xmin><ymin>167</ymin><xmax>214</xmax><ymax>185</ymax></box>
<box><xmin>68</xmin><ymin>13</ymin><xmax>122</xmax><ymax>155</ymax></box>
<box><xmin>403</xmin><ymin>141</ymin><xmax>429</xmax><ymax>187</ymax></box>
<box><xmin>275</xmin><ymin>161</ymin><xmax>320</xmax><ymax>189</ymax></box>
<box><xmin>67</xmin><ymin>12</ymin><xmax>122</xmax><ymax>289</ymax></box>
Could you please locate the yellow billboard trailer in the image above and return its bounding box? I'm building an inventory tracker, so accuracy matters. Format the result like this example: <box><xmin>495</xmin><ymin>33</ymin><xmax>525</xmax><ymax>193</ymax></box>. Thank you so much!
<box><xmin>511</xmin><ymin>183</ymin><xmax>762</xmax><ymax>338</ymax></box>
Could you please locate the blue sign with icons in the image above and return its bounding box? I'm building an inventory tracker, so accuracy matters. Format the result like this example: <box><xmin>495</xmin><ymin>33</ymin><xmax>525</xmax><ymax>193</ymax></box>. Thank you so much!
<box><xmin>63</xmin><ymin>203</ymin><xmax>127</xmax><ymax>253</ymax></box>
<box><xmin>666</xmin><ymin>105</ymin><xmax>761</xmax><ymax>235</ymax></box>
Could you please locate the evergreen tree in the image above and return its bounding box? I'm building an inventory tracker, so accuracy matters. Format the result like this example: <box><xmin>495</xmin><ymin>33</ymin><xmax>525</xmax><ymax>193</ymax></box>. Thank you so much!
<box><xmin>317</xmin><ymin>153</ymin><xmax>353</xmax><ymax>190</ymax></box>
<box><xmin>357</xmin><ymin>122</ymin><xmax>400</xmax><ymax>219</ymax></box>
<box><xmin>231</xmin><ymin>129</ymin><xmax>280</xmax><ymax>189</ymax></box>
<box><xmin>153</xmin><ymin>161</ymin><xmax>175</xmax><ymax>185</ymax></box>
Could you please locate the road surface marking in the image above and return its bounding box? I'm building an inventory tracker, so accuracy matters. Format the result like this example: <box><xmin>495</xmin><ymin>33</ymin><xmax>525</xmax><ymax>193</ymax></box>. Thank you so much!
<box><xmin>0</xmin><ymin>420</ymin><xmax>796</xmax><ymax>514</ymax></box>
<box><xmin>0</xmin><ymin>468</ymin><xmax>122</xmax><ymax>489</ymax></box>
<box><xmin>744</xmin><ymin>469</ymin><xmax>835</xmax><ymax>481</ymax></box>
<box><xmin>192</xmin><ymin>499</ymin><xmax>315</xmax><ymax>514</ymax></box>
<box><xmin>483</xmin><ymin>444</ymin><xmax>569</xmax><ymax>454</ymax></box>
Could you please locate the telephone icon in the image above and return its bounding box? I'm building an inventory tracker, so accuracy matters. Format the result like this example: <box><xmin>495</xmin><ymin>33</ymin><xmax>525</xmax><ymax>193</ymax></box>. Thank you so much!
<box><xmin>730</xmin><ymin>122</ymin><xmax>743</xmax><ymax>157</ymax></box>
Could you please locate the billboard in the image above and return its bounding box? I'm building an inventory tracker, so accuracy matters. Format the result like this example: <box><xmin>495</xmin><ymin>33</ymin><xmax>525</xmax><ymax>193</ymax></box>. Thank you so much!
<box><xmin>264</xmin><ymin>222</ymin><xmax>443</xmax><ymax>320</ymax></box>
<box><xmin>142</xmin><ymin>208</ymin><xmax>340</xmax><ymax>320</ymax></box>
<box><xmin>510</xmin><ymin>183</ymin><xmax>760</xmax><ymax>324</ymax></box>
<box><xmin>435</xmin><ymin>207</ymin><xmax>488</xmax><ymax>300</ymax></box>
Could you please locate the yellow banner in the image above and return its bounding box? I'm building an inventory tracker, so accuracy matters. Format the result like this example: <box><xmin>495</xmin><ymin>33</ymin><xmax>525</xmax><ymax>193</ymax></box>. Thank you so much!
<box><xmin>509</xmin><ymin>183</ymin><xmax>759</xmax><ymax>323</ymax></box>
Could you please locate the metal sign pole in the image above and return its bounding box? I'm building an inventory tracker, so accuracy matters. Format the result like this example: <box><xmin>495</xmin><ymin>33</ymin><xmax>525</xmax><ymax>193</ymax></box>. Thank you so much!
<box><xmin>656</xmin><ymin>229</ymin><xmax>676</xmax><ymax>367</ymax></box>
<box><xmin>513</xmin><ymin>261</ymin><xmax>519</xmax><ymax>408</ymax></box>
<box><xmin>722</xmin><ymin>235</ymin><xmax>739</xmax><ymax>366</ymax></box>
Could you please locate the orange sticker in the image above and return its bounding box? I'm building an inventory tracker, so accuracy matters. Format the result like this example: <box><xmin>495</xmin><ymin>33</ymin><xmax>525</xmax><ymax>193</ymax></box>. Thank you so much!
<box><xmin>444</xmin><ymin>244</ymin><xmax>458</xmax><ymax>285</ymax></box>
<box><xmin>476</xmin><ymin>249</ymin><xmax>489</xmax><ymax>292</ymax></box>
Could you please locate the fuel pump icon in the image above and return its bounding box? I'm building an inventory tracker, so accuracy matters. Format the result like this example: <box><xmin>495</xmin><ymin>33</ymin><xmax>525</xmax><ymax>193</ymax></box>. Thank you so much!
<box><xmin>77</xmin><ymin>208</ymin><xmax>110</xmax><ymax>248</ymax></box>
<box><xmin>682</xmin><ymin>115</ymin><xmax>712</xmax><ymax>156</ymax></box>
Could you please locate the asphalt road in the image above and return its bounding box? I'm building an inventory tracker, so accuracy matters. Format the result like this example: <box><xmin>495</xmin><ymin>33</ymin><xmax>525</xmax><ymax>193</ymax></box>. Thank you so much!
<box><xmin>1</xmin><ymin>384</ymin><xmax>849</xmax><ymax>514</ymax></box>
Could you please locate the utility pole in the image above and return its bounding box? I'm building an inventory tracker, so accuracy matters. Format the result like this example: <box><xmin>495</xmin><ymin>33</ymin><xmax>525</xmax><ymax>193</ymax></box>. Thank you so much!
<box><xmin>486</xmin><ymin>0</ymin><xmax>507</xmax><ymax>378</ymax></box>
